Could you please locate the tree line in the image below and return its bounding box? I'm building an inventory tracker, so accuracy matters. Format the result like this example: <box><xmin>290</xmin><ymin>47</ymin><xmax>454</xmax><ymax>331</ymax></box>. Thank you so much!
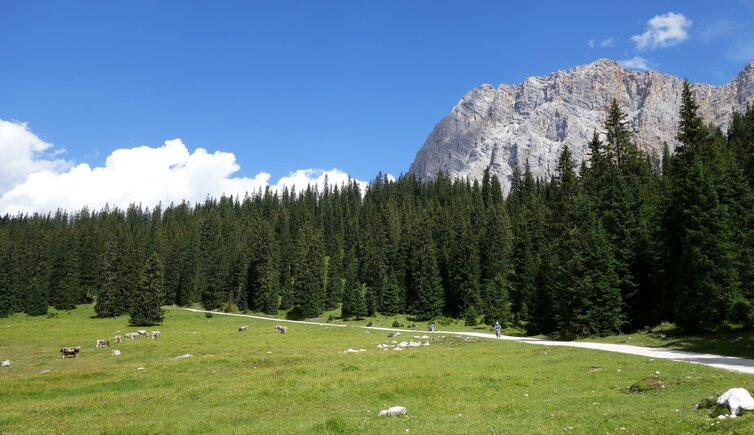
<box><xmin>1</xmin><ymin>82</ymin><xmax>753</xmax><ymax>336</ymax></box>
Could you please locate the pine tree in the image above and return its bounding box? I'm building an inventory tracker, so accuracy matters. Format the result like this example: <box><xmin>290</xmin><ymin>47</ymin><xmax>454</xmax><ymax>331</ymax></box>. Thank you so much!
<box><xmin>129</xmin><ymin>252</ymin><xmax>165</xmax><ymax>326</ymax></box>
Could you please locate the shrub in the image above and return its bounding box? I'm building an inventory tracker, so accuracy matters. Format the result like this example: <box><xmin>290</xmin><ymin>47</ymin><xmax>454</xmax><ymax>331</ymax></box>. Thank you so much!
<box><xmin>205</xmin><ymin>312</ymin><xmax>214</xmax><ymax>318</ymax></box>
<box><xmin>464</xmin><ymin>307</ymin><xmax>478</xmax><ymax>327</ymax></box>
<box><xmin>366</xmin><ymin>321</ymin><xmax>373</xmax><ymax>327</ymax></box>
<box><xmin>391</xmin><ymin>319</ymin><xmax>403</xmax><ymax>328</ymax></box>
<box><xmin>727</xmin><ymin>296</ymin><xmax>754</xmax><ymax>329</ymax></box>
<box><xmin>436</xmin><ymin>316</ymin><xmax>454</xmax><ymax>326</ymax></box>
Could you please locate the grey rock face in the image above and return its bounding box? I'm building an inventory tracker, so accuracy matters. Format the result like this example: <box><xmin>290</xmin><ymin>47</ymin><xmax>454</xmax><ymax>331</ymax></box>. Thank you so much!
<box><xmin>409</xmin><ymin>59</ymin><xmax>754</xmax><ymax>194</ymax></box>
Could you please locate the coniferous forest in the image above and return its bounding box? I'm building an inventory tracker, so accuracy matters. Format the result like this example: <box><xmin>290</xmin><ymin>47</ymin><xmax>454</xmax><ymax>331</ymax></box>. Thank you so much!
<box><xmin>1</xmin><ymin>83</ymin><xmax>754</xmax><ymax>336</ymax></box>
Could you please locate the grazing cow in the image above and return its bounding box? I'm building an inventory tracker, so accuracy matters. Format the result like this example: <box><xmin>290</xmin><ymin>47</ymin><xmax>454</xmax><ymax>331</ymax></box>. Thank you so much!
<box><xmin>124</xmin><ymin>332</ymin><xmax>136</xmax><ymax>340</ymax></box>
<box><xmin>151</xmin><ymin>331</ymin><xmax>161</xmax><ymax>340</ymax></box>
<box><xmin>275</xmin><ymin>325</ymin><xmax>287</xmax><ymax>334</ymax></box>
<box><xmin>238</xmin><ymin>326</ymin><xmax>248</xmax><ymax>332</ymax></box>
<box><xmin>114</xmin><ymin>335</ymin><xmax>122</xmax><ymax>344</ymax></box>
<box><xmin>96</xmin><ymin>339</ymin><xmax>110</xmax><ymax>348</ymax></box>
<box><xmin>60</xmin><ymin>346</ymin><xmax>81</xmax><ymax>358</ymax></box>
<box><xmin>111</xmin><ymin>349</ymin><xmax>121</xmax><ymax>356</ymax></box>
<box><xmin>137</xmin><ymin>330</ymin><xmax>148</xmax><ymax>338</ymax></box>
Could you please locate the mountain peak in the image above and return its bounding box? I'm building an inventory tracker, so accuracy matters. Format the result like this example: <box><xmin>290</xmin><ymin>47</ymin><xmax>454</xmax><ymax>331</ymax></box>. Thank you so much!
<box><xmin>409</xmin><ymin>62</ymin><xmax>754</xmax><ymax>194</ymax></box>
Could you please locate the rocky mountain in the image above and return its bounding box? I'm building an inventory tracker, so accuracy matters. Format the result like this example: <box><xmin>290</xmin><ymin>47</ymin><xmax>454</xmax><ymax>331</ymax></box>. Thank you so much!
<box><xmin>409</xmin><ymin>59</ymin><xmax>754</xmax><ymax>193</ymax></box>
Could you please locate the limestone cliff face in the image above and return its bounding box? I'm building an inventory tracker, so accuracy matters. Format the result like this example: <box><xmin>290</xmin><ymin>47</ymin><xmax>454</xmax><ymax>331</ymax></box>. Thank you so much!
<box><xmin>409</xmin><ymin>59</ymin><xmax>754</xmax><ymax>193</ymax></box>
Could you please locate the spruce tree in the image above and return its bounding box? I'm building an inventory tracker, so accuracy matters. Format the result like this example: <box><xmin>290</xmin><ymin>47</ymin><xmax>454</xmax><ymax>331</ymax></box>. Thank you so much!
<box><xmin>129</xmin><ymin>252</ymin><xmax>165</xmax><ymax>326</ymax></box>
<box><xmin>292</xmin><ymin>222</ymin><xmax>325</xmax><ymax>318</ymax></box>
<box><xmin>246</xmin><ymin>219</ymin><xmax>278</xmax><ymax>314</ymax></box>
<box><xmin>407</xmin><ymin>213</ymin><xmax>444</xmax><ymax>320</ymax></box>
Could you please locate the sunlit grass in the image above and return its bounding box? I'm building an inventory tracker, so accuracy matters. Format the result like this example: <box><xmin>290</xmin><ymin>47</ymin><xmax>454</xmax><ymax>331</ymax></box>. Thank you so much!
<box><xmin>1</xmin><ymin>305</ymin><xmax>753</xmax><ymax>433</ymax></box>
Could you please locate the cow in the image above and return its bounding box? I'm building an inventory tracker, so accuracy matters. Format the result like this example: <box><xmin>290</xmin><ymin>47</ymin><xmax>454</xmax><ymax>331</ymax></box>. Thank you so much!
<box><xmin>136</xmin><ymin>330</ymin><xmax>148</xmax><ymax>338</ymax></box>
<box><xmin>124</xmin><ymin>332</ymin><xmax>137</xmax><ymax>340</ymax></box>
<box><xmin>238</xmin><ymin>326</ymin><xmax>248</xmax><ymax>332</ymax></box>
<box><xmin>96</xmin><ymin>339</ymin><xmax>110</xmax><ymax>348</ymax></box>
<box><xmin>114</xmin><ymin>335</ymin><xmax>122</xmax><ymax>344</ymax></box>
<box><xmin>275</xmin><ymin>325</ymin><xmax>287</xmax><ymax>334</ymax></box>
<box><xmin>60</xmin><ymin>346</ymin><xmax>81</xmax><ymax>358</ymax></box>
<box><xmin>151</xmin><ymin>331</ymin><xmax>161</xmax><ymax>339</ymax></box>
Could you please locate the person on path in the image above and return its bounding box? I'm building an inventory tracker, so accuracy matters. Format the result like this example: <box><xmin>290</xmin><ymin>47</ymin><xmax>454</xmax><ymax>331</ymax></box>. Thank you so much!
<box><xmin>494</xmin><ymin>321</ymin><xmax>502</xmax><ymax>339</ymax></box>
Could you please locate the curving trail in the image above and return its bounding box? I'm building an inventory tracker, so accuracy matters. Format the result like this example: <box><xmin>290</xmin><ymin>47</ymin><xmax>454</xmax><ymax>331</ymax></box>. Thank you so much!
<box><xmin>178</xmin><ymin>308</ymin><xmax>754</xmax><ymax>375</ymax></box>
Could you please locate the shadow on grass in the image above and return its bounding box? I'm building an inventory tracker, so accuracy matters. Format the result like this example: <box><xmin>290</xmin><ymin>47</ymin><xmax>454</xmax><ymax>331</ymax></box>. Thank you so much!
<box><xmin>645</xmin><ymin>325</ymin><xmax>754</xmax><ymax>359</ymax></box>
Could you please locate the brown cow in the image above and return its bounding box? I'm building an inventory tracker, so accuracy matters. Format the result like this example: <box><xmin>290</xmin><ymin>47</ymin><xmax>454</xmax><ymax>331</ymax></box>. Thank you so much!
<box><xmin>96</xmin><ymin>339</ymin><xmax>110</xmax><ymax>348</ymax></box>
<box><xmin>275</xmin><ymin>325</ymin><xmax>287</xmax><ymax>334</ymax></box>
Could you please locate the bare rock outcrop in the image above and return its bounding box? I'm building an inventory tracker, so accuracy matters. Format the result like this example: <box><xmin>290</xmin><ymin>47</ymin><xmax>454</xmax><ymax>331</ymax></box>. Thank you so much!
<box><xmin>409</xmin><ymin>59</ymin><xmax>754</xmax><ymax>194</ymax></box>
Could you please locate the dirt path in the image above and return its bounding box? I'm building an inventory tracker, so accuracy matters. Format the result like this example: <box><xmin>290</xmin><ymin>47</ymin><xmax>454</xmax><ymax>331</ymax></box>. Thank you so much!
<box><xmin>179</xmin><ymin>308</ymin><xmax>754</xmax><ymax>374</ymax></box>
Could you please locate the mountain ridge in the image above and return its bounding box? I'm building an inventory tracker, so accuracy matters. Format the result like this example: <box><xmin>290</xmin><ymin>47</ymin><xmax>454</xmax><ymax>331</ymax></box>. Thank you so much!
<box><xmin>409</xmin><ymin>59</ymin><xmax>754</xmax><ymax>193</ymax></box>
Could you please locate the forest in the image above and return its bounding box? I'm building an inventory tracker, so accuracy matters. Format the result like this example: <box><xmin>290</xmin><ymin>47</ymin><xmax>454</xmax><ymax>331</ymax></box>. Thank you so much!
<box><xmin>1</xmin><ymin>82</ymin><xmax>753</xmax><ymax>337</ymax></box>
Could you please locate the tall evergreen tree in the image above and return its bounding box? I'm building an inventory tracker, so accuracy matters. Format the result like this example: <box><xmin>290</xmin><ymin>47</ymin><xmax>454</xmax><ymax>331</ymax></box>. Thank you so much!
<box><xmin>292</xmin><ymin>222</ymin><xmax>325</xmax><ymax>318</ymax></box>
<box><xmin>129</xmin><ymin>252</ymin><xmax>165</xmax><ymax>326</ymax></box>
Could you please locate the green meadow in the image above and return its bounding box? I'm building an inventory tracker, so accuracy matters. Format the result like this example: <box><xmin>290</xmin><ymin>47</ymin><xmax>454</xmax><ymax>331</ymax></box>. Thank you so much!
<box><xmin>1</xmin><ymin>307</ymin><xmax>753</xmax><ymax>434</ymax></box>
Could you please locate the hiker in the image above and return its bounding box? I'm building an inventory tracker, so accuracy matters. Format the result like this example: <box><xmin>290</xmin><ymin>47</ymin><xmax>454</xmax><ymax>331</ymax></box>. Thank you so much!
<box><xmin>494</xmin><ymin>321</ymin><xmax>502</xmax><ymax>339</ymax></box>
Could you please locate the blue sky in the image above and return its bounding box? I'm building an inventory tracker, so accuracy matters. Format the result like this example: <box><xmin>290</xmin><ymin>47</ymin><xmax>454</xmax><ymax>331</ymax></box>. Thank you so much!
<box><xmin>0</xmin><ymin>1</ymin><xmax>753</xmax><ymax>213</ymax></box>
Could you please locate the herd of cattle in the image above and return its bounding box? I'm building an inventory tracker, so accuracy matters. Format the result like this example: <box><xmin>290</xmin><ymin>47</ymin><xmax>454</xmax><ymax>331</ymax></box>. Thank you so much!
<box><xmin>59</xmin><ymin>329</ymin><xmax>161</xmax><ymax>358</ymax></box>
<box><xmin>239</xmin><ymin>324</ymin><xmax>288</xmax><ymax>334</ymax></box>
<box><xmin>58</xmin><ymin>324</ymin><xmax>289</xmax><ymax>359</ymax></box>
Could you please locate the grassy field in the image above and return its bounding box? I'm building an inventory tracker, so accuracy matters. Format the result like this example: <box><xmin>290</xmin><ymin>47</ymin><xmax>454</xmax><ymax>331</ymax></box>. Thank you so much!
<box><xmin>2</xmin><ymin>306</ymin><xmax>754</xmax><ymax>434</ymax></box>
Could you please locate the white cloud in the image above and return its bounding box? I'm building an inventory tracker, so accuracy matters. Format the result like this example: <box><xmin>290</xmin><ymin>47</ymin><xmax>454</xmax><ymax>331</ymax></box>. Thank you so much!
<box><xmin>631</xmin><ymin>12</ymin><xmax>692</xmax><ymax>50</ymax></box>
<box><xmin>0</xmin><ymin>121</ymin><xmax>368</xmax><ymax>215</ymax></box>
<box><xmin>619</xmin><ymin>56</ymin><xmax>652</xmax><ymax>71</ymax></box>
<box><xmin>588</xmin><ymin>38</ymin><xmax>614</xmax><ymax>49</ymax></box>
<box><xmin>0</xmin><ymin>119</ymin><xmax>71</xmax><ymax>193</ymax></box>
<box><xmin>600</xmin><ymin>38</ymin><xmax>615</xmax><ymax>48</ymax></box>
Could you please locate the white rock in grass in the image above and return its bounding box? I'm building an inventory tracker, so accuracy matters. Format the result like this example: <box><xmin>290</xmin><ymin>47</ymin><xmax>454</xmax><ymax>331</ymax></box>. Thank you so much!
<box><xmin>1</xmin><ymin>360</ymin><xmax>10</xmax><ymax>367</ymax></box>
<box><xmin>174</xmin><ymin>353</ymin><xmax>193</xmax><ymax>360</ymax></box>
<box><xmin>717</xmin><ymin>388</ymin><xmax>754</xmax><ymax>416</ymax></box>
<box><xmin>394</xmin><ymin>332</ymin><xmax>401</xmax><ymax>337</ymax></box>
<box><xmin>393</xmin><ymin>347</ymin><xmax>404</xmax><ymax>351</ymax></box>
<box><xmin>379</xmin><ymin>406</ymin><xmax>407</xmax><ymax>417</ymax></box>
<box><xmin>421</xmin><ymin>335</ymin><xmax>430</xmax><ymax>339</ymax></box>
<box><xmin>111</xmin><ymin>349</ymin><xmax>121</xmax><ymax>356</ymax></box>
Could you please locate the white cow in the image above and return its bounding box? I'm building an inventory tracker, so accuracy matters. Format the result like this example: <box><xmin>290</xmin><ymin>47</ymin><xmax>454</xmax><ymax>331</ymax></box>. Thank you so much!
<box><xmin>111</xmin><ymin>349</ymin><xmax>121</xmax><ymax>356</ymax></box>
<box><xmin>136</xmin><ymin>330</ymin><xmax>148</xmax><ymax>338</ymax></box>
<box><xmin>114</xmin><ymin>335</ymin><xmax>122</xmax><ymax>344</ymax></box>
<box><xmin>151</xmin><ymin>331</ymin><xmax>161</xmax><ymax>340</ymax></box>
<box><xmin>238</xmin><ymin>326</ymin><xmax>248</xmax><ymax>332</ymax></box>
<box><xmin>96</xmin><ymin>339</ymin><xmax>110</xmax><ymax>348</ymax></box>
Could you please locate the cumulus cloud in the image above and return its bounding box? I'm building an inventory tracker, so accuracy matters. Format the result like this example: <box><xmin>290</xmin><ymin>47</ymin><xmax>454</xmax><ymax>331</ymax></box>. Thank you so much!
<box><xmin>0</xmin><ymin>119</ymin><xmax>70</xmax><ymax>193</ymax></box>
<box><xmin>619</xmin><ymin>56</ymin><xmax>652</xmax><ymax>71</ymax></box>
<box><xmin>0</xmin><ymin>121</ymin><xmax>368</xmax><ymax>215</ymax></box>
<box><xmin>631</xmin><ymin>12</ymin><xmax>692</xmax><ymax>50</ymax></box>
